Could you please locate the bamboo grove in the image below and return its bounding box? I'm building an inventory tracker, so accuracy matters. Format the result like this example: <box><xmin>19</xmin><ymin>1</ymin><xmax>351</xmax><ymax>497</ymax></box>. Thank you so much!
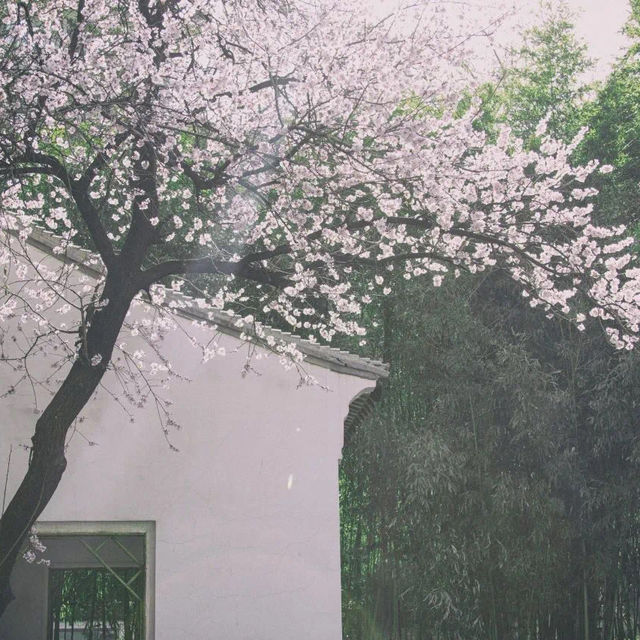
<box><xmin>340</xmin><ymin>2</ymin><xmax>640</xmax><ymax>638</ymax></box>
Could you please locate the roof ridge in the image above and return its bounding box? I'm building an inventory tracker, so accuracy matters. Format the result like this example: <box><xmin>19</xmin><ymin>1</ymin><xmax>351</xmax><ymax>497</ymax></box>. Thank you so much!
<box><xmin>27</xmin><ymin>226</ymin><xmax>389</xmax><ymax>380</ymax></box>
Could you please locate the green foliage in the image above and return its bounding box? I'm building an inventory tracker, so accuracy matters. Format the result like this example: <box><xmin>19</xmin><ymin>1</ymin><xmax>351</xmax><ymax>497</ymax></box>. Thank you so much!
<box><xmin>341</xmin><ymin>273</ymin><xmax>640</xmax><ymax>639</ymax></box>
<box><xmin>340</xmin><ymin>3</ymin><xmax>640</xmax><ymax>638</ymax></box>
<box><xmin>577</xmin><ymin>22</ymin><xmax>640</xmax><ymax>226</ymax></box>
<box><xmin>49</xmin><ymin>568</ymin><xmax>144</xmax><ymax>639</ymax></box>
<box><xmin>502</xmin><ymin>2</ymin><xmax>592</xmax><ymax>145</ymax></box>
<box><xmin>457</xmin><ymin>2</ymin><xmax>592</xmax><ymax>147</ymax></box>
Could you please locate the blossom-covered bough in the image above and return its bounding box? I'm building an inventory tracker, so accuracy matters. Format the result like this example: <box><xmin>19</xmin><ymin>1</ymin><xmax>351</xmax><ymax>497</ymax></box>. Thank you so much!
<box><xmin>0</xmin><ymin>0</ymin><xmax>638</xmax><ymax>615</ymax></box>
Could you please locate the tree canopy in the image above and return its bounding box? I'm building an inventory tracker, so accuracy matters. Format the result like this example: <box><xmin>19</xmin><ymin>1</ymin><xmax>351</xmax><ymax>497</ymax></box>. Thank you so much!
<box><xmin>1</xmin><ymin>0</ymin><xmax>640</xmax><ymax>626</ymax></box>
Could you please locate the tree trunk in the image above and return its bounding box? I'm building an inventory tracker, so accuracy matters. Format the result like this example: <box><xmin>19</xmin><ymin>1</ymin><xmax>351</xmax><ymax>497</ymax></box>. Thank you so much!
<box><xmin>0</xmin><ymin>270</ymin><xmax>136</xmax><ymax>617</ymax></box>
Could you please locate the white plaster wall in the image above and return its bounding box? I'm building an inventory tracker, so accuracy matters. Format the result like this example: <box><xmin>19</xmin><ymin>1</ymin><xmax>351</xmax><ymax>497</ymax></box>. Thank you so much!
<box><xmin>0</xmin><ymin>243</ymin><xmax>374</xmax><ymax>639</ymax></box>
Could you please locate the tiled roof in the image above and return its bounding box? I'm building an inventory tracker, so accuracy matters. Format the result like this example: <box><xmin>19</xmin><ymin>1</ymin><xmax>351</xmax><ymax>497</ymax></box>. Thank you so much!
<box><xmin>343</xmin><ymin>382</ymin><xmax>383</xmax><ymax>432</ymax></box>
<box><xmin>28</xmin><ymin>227</ymin><xmax>389</xmax><ymax>381</ymax></box>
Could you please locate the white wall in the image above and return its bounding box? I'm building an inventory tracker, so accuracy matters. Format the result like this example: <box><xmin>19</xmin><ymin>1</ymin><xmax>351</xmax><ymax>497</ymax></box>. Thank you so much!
<box><xmin>0</xmin><ymin>242</ymin><xmax>374</xmax><ymax>639</ymax></box>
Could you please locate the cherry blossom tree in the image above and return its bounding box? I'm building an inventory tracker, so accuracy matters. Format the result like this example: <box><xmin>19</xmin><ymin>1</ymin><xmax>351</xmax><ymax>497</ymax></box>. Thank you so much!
<box><xmin>0</xmin><ymin>0</ymin><xmax>639</xmax><ymax>615</ymax></box>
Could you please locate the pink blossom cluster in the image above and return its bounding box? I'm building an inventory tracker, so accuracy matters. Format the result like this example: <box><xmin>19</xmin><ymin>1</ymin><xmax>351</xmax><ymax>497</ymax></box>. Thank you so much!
<box><xmin>0</xmin><ymin>0</ymin><xmax>638</xmax><ymax>393</ymax></box>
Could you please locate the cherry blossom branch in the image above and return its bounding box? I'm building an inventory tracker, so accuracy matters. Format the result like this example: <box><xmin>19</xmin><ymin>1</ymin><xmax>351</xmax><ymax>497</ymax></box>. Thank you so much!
<box><xmin>2</xmin><ymin>152</ymin><xmax>116</xmax><ymax>268</ymax></box>
<box><xmin>139</xmin><ymin>255</ymin><xmax>290</xmax><ymax>290</ymax></box>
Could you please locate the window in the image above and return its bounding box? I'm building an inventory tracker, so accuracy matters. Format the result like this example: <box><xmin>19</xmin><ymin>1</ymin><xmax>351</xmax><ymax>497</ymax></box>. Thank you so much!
<box><xmin>1</xmin><ymin>522</ymin><xmax>155</xmax><ymax>640</ymax></box>
<box><xmin>49</xmin><ymin>564</ymin><xmax>143</xmax><ymax>640</ymax></box>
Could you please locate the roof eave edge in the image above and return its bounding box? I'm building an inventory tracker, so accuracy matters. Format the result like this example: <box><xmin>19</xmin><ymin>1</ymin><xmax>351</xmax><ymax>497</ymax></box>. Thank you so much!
<box><xmin>25</xmin><ymin>227</ymin><xmax>390</xmax><ymax>381</ymax></box>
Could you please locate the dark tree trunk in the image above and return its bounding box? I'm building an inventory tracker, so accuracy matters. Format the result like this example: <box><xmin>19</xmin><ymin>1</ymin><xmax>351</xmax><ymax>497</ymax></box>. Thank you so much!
<box><xmin>0</xmin><ymin>270</ymin><xmax>137</xmax><ymax>617</ymax></box>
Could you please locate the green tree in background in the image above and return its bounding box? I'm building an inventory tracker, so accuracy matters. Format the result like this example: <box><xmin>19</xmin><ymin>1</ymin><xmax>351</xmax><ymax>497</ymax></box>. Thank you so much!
<box><xmin>501</xmin><ymin>0</ymin><xmax>592</xmax><ymax>145</ymax></box>
<box><xmin>340</xmin><ymin>3</ymin><xmax>640</xmax><ymax>638</ymax></box>
<box><xmin>578</xmin><ymin>0</ymin><xmax>640</xmax><ymax>227</ymax></box>
<box><xmin>465</xmin><ymin>0</ymin><xmax>592</xmax><ymax>147</ymax></box>
<box><xmin>342</xmin><ymin>275</ymin><xmax>640</xmax><ymax>639</ymax></box>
